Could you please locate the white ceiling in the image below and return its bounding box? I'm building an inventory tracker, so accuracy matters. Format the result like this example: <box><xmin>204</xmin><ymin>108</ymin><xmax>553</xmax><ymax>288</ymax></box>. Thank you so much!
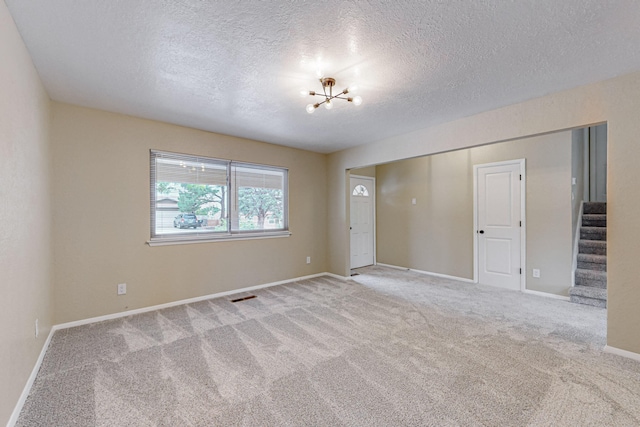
<box><xmin>6</xmin><ymin>1</ymin><xmax>640</xmax><ymax>153</ymax></box>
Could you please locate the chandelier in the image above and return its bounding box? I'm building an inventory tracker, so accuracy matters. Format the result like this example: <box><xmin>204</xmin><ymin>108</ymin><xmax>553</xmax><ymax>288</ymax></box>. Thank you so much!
<box><xmin>302</xmin><ymin>77</ymin><xmax>362</xmax><ymax>113</ymax></box>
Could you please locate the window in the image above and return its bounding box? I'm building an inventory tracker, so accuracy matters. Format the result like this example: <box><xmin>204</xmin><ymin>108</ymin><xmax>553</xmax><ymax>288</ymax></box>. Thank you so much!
<box><xmin>150</xmin><ymin>150</ymin><xmax>288</xmax><ymax>245</ymax></box>
<box><xmin>352</xmin><ymin>184</ymin><xmax>369</xmax><ymax>196</ymax></box>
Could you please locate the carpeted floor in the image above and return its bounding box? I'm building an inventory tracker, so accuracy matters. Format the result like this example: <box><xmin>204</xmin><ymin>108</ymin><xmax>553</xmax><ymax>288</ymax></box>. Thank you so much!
<box><xmin>17</xmin><ymin>266</ymin><xmax>640</xmax><ymax>426</ymax></box>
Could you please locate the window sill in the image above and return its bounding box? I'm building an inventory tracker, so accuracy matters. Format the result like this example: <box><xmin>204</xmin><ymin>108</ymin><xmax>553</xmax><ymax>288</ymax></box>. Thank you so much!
<box><xmin>147</xmin><ymin>231</ymin><xmax>291</xmax><ymax>247</ymax></box>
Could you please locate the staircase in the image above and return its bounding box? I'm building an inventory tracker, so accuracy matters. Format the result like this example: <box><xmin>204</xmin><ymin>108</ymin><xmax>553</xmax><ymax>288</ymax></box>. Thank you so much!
<box><xmin>569</xmin><ymin>202</ymin><xmax>607</xmax><ymax>308</ymax></box>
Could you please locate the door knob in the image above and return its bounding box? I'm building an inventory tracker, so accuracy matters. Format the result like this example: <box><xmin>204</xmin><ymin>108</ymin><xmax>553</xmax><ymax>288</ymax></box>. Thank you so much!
<box><xmin>478</xmin><ymin>230</ymin><xmax>484</xmax><ymax>234</ymax></box>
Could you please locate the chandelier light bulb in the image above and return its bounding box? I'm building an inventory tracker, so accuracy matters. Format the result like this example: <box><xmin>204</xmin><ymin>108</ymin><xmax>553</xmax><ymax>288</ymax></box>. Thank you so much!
<box><xmin>352</xmin><ymin>95</ymin><xmax>363</xmax><ymax>106</ymax></box>
<box><xmin>300</xmin><ymin>90</ymin><xmax>309</xmax><ymax>97</ymax></box>
<box><xmin>325</xmin><ymin>100</ymin><xmax>333</xmax><ymax>110</ymax></box>
<box><xmin>348</xmin><ymin>85</ymin><xmax>358</xmax><ymax>93</ymax></box>
<box><xmin>306</xmin><ymin>103</ymin><xmax>316</xmax><ymax>114</ymax></box>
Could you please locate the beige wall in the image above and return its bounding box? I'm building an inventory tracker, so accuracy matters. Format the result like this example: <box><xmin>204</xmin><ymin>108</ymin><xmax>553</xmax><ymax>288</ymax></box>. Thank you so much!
<box><xmin>0</xmin><ymin>2</ymin><xmax>53</xmax><ymax>424</ymax></box>
<box><xmin>376</xmin><ymin>132</ymin><xmax>572</xmax><ymax>295</ymax></box>
<box><xmin>328</xmin><ymin>71</ymin><xmax>640</xmax><ymax>354</ymax></box>
<box><xmin>376</xmin><ymin>154</ymin><xmax>473</xmax><ymax>278</ymax></box>
<box><xmin>51</xmin><ymin>103</ymin><xmax>328</xmax><ymax>324</ymax></box>
<box><xmin>350</xmin><ymin>165</ymin><xmax>376</xmax><ymax>178</ymax></box>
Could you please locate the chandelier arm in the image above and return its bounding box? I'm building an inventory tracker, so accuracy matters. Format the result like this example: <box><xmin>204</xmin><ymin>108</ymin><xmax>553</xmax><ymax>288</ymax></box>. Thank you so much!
<box><xmin>305</xmin><ymin>77</ymin><xmax>360</xmax><ymax>111</ymax></box>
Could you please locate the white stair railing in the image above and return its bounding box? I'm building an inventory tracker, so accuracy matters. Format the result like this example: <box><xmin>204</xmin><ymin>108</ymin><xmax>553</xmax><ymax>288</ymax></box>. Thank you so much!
<box><xmin>571</xmin><ymin>201</ymin><xmax>584</xmax><ymax>288</ymax></box>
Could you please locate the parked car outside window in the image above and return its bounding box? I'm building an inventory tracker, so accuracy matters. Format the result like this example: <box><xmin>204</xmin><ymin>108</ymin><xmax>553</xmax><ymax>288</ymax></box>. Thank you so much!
<box><xmin>173</xmin><ymin>213</ymin><xmax>201</xmax><ymax>229</ymax></box>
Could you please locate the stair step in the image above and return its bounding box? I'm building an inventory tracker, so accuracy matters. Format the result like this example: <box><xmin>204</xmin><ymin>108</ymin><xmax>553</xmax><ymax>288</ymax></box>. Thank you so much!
<box><xmin>569</xmin><ymin>285</ymin><xmax>607</xmax><ymax>308</ymax></box>
<box><xmin>577</xmin><ymin>253</ymin><xmax>606</xmax><ymax>264</ymax></box>
<box><xmin>582</xmin><ymin>214</ymin><xmax>606</xmax><ymax>227</ymax></box>
<box><xmin>580</xmin><ymin>226</ymin><xmax>607</xmax><ymax>241</ymax></box>
<box><xmin>570</xmin><ymin>285</ymin><xmax>607</xmax><ymax>299</ymax></box>
<box><xmin>577</xmin><ymin>261</ymin><xmax>607</xmax><ymax>271</ymax></box>
<box><xmin>573</xmin><ymin>202</ymin><xmax>607</xmax><ymax>308</ymax></box>
<box><xmin>577</xmin><ymin>253</ymin><xmax>607</xmax><ymax>271</ymax></box>
<box><xmin>583</xmin><ymin>202</ymin><xmax>607</xmax><ymax>214</ymax></box>
<box><xmin>575</xmin><ymin>269</ymin><xmax>607</xmax><ymax>288</ymax></box>
<box><xmin>570</xmin><ymin>294</ymin><xmax>607</xmax><ymax>308</ymax></box>
<box><xmin>579</xmin><ymin>240</ymin><xmax>606</xmax><ymax>255</ymax></box>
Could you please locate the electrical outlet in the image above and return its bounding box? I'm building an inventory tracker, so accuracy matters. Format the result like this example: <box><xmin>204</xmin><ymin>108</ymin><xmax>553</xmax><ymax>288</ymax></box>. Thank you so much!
<box><xmin>35</xmin><ymin>319</ymin><xmax>39</xmax><ymax>338</ymax></box>
<box><xmin>532</xmin><ymin>269</ymin><xmax>540</xmax><ymax>278</ymax></box>
<box><xmin>117</xmin><ymin>283</ymin><xmax>127</xmax><ymax>295</ymax></box>
<box><xmin>306</xmin><ymin>256</ymin><xmax>311</xmax><ymax>264</ymax></box>
<box><xmin>412</xmin><ymin>198</ymin><xmax>417</xmax><ymax>205</ymax></box>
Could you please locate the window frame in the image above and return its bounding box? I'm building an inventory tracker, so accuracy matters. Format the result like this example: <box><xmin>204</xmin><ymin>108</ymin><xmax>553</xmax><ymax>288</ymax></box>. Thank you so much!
<box><xmin>149</xmin><ymin>150</ymin><xmax>290</xmax><ymax>246</ymax></box>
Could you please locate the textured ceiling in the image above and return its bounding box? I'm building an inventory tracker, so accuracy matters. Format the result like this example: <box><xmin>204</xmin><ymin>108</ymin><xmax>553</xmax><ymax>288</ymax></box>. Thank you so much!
<box><xmin>6</xmin><ymin>1</ymin><xmax>640</xmax><ymax>153</ymax></box>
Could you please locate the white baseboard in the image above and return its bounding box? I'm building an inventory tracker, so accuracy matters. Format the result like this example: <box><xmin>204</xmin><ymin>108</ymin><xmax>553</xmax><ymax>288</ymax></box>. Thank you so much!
<box><xmin>7</xmin><ymin>327</ymin><xmax>56</xmax><ymax>427</ymax></box>
<box><xmin>603</xmin><ymin>345</ymin><xmax>640</xmax><ymax>362</ymax></box>
<box><xmin>55</xmin><ymin>272</ymin><xmax>340</xmax><ymax>331</ymax></box>
<box><xmin>376</xmin><ymin>263</ymin><xmax>570</xmax><ymax>300</ymax></box>
<box><xmin>522</xmin><ymin>289</ymin><xmax>571</xmax><ymax>301</ymax></box>
<box><xmin>374</xmin><ymin>262</ymin><xmax>407</xmax><ymax>271</ymax></box>
<box><xmin>324</xmin><ymin>272</ymin><xmax>352</xmax><ymax>281</ymax></box>
<box><xmin>376</xmin><ymin>263</ymin><xmax>475</xmax><ymax>283</ymax></box>
<box><xmin>7</xmin><ymin>271</ymin><xmax>345</xmax><ymax>426</ymax></box>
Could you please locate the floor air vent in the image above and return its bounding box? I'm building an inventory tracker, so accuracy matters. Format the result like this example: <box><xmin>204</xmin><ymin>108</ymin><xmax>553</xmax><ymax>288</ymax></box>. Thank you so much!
<box><xmin>230</xmin><ymin>295</ymin><xmax>257</xmax><ymax>303</ymax></box>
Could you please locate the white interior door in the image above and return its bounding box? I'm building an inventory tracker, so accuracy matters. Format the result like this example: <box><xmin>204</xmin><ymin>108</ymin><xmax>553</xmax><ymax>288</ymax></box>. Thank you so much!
<box><xmin>476</xmin><ymin>161</ymin><xmax>523</xmax><ymax>290</ymax></box>
<box><xmin>350</xmin><ymin>176</ymin><xmax>375</xmax><ymax>269</ymax></box>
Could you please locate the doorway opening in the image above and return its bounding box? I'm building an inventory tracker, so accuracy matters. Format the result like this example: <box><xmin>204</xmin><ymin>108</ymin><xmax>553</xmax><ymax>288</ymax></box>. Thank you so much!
<box><xmin>569</xmin><ymin>123</ymin><xmax>608</xmax><ymax>308</ymax></box>
<box><xmin>348</xmin><ymin>130</ymin><xmax>579</xmax><ymax>297</ymax></box>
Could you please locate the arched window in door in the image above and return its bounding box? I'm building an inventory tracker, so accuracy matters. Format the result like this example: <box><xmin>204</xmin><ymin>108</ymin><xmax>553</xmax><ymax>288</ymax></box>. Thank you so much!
<box><xmin>352</xmin><ymin>184</ymin><xmax>369</xmax><ymax>197</ymax></box>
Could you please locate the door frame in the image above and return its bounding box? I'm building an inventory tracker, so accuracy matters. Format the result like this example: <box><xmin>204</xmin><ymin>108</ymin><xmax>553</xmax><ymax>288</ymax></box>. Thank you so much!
<box><xmin>473</xmin><ymin>159</ymin><xmax>527</xmax><ymax>291</ymax></box>
<box><xmin>350</xmin><ymin>174</ymin><xmax>376</xmax><ymax>269</ymax></box>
